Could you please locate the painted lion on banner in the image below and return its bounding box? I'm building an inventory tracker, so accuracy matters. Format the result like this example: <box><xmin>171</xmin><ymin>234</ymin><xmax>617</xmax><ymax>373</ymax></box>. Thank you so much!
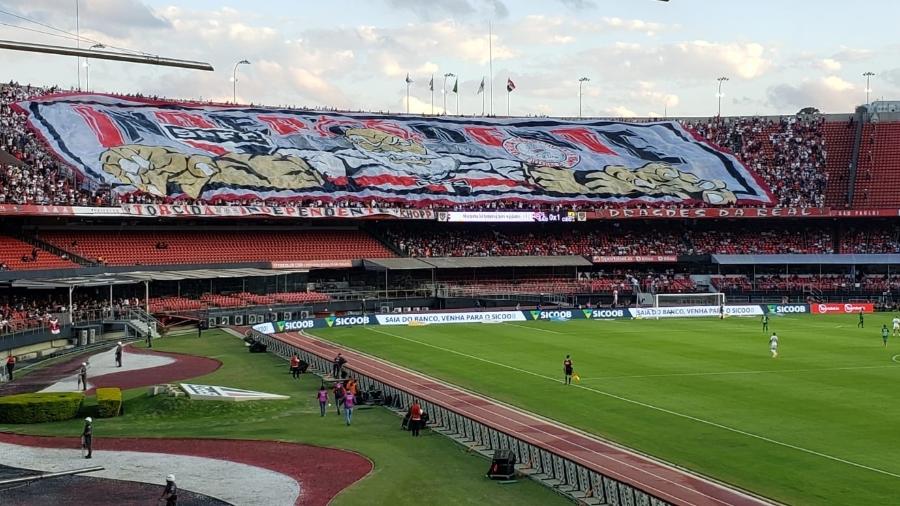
<box><xmin>99</xmin><ymin>127</ymin><xmax>736</xmax><ymax>204</ymax></box>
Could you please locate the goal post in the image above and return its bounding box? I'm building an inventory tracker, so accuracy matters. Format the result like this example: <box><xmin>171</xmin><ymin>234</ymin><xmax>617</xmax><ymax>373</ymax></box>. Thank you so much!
<box><xmin>654</xmin><ymin>292</ymin><xmax>726</xmax><ymax>308</ymax></box>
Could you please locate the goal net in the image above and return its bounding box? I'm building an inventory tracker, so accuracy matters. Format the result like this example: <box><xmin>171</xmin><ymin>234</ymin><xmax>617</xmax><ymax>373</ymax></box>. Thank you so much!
<box><xmin>654</xmin><ymin>293</ymin><xmax>725</xmax><ymax>308</ymax></box>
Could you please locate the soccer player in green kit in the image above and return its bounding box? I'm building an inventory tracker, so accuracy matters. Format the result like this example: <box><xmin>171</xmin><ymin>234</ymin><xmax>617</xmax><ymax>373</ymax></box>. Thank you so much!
<box><xmin>762</xmin><ymin>314</ymin><xmax>769</xmax><ymax>332</ymax></box>
<box><xmin>882</xmin><ymin>324</ymin><xmax>889</xmax><ymax>347</ymax></box>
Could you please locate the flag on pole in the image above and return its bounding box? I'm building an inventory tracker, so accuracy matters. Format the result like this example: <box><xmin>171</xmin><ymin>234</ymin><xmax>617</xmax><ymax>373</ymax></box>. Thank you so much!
<box><xmin>506</xmin><ymin>78</ymin><xmax>516</xmax><ymax>93</ymax></box>
<box><xmin>452</xmin><ymin>78</ymin><xmax>458</xmax><ymax>94</ymax></box>
<box><xmin>428</xmin><ymin>75</ymin><xmax>433</xmax><ymax>91</ymax></box>
<box><xmin>405</xmin><ymin>73</ymin><xmax>413</xmax><ymax>84</ymax></box>
<box><xmin>477</xmin><ymin>77</ymin><xmax>485</xmax><ymax>95</ymax></box>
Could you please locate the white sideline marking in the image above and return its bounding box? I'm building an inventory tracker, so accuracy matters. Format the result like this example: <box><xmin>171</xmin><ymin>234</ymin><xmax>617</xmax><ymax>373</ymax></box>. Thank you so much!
<box><xmin>578</xmin><ymin>363</ymin><xmax>900</xmax><ymax>381</ymax></box>
<box><xmin>364</xmin><ymin>326</ymin><xmax>900</xmax><ymax>480</ymax></box>
<box><xmin>504</xmin><ymin>322</ymin><xmax>564</xmax><ymax>334</ymax></box>
<box><xmin>893</xmin><ymin>354</ymin><xmax>900</xmax><ymax>364</ymax></box>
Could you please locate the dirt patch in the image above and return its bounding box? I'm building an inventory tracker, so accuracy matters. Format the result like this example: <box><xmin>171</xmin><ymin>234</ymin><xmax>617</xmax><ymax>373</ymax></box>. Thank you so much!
<box><xmin>0</xmin><ymin>433</ymin><xmax>373</xmax><ymax>506</ymax></box>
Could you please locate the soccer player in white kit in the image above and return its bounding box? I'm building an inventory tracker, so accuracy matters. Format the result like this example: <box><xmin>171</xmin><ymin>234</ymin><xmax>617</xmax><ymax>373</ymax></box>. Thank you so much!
<box><xmin>892</xmin><ymin>316</ymin><xmax>900</xmax><ymax>337</ymax></box>
<box><xmin>769</xmin><ymin>333</ymin><xmax>779</xmax><ymax>358</ymax></box>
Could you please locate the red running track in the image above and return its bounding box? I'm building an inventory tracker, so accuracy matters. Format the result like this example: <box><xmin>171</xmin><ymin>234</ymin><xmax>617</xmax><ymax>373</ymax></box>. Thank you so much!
<box><xmin>278</xmin><ymin>331</ymin><xmax>773</xmax><ymax>506</ymax></box>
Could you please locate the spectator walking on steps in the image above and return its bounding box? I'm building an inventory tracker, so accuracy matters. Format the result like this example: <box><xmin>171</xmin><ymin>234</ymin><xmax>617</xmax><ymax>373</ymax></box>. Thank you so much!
<box><xmin>317</xmin><ymin>384</ymin><xmax>328</xmax><ymax>417</ymax></box>
<box><xmin>290</xmin><ymin>353</ymin><xmax>301</xmax><ymax>379</ymax></box>
<box><xmin>343</xmin><ymin>390</ymin><xmax>356</xmax><ymax>426</ymax></box>
<box><xmin>410</xmin><ymin>400</ymin><xmax>423</xmax><ymax>437</ymax></box>
<box><xmin>77</xmin><ymin>362</ymin><xmax>88</xmax><ymax>391</ymax></box>
<box><xmin>115</xmin><ymin>342</ymin><xmax>123</xmax><ymax>368</ymax></box>
<box><xmin>81</xmin><ymin>417</ymin><xmax>93</xmax><ymax>459</ymax></box>
<box><xmin>5</xmin><ymin>354</ymin><xmax>15</xmax><ymax>381</ymax></box>
<box><xmin>158</xmin><ymin>474</ymin><xmax>178</xmax><ymax>505</ymax></box>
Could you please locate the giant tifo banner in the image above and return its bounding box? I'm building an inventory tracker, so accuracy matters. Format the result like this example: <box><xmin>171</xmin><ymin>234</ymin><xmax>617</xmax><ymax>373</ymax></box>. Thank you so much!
<box><xmin>15</xmin><ymin>93</ymin><xmax>773</xmax><ymax>206</ymax></box>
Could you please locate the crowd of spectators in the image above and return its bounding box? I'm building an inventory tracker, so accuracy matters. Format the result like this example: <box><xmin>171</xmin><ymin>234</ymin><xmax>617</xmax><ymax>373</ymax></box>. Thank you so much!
<box><xmin>712</xmin><ymin>273</ymin><xmax>900</xmax><ymax>294</ymax></box>
<box><xmin>0</xmin><ymin>84</ymin><xmax>113</xmax><ymax>207</ymax></box>
<box><xmin>383</xmin><ymin>223</ymin><xmax>872</xmax><ymax>258</ymax></box>
<box><xmin>1</xmin><ymin>81</ymin><xmax>842</xmax><ymax>211</ymax></box>
<box><xmin>684</xmin><ymin>115</ymin><xmax>828</xmax><ymax>208</ymax></box>
<box><xmin>0</xmin><ymin>294</ymin><xmax>142</xmax><ymax>335</ymax></box>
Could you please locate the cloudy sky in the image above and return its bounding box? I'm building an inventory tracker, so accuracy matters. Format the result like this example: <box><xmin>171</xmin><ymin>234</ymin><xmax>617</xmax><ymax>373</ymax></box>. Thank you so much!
<box><xmin>0</xmin><ymin>0</ymin><xmax>897</xmax><ymax>118</ymax></box>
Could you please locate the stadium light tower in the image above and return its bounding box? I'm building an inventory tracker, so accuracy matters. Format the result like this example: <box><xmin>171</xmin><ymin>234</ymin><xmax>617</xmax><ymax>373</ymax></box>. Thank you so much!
<box><xmin>84</xmin><ymin>44</ymin><xmax>104</xmax><ymax>92</ymax></box>
<box><xmin>716</xmin><ymin>76</ymin><xmax>729</xmax><ymax>117</ymax></box>
<box><xmin>863</xmin><ymin>71</ymin><xmax>875</xmax><ymax>105</ymax></box>
<box><xmin>232</xmin><ymin>59</ymin><xmax>251</xmax><ymax>104</ymax></box>
<box><xmin>443</xmin><ymin>72</ymin><xmax>455</xmax><ymax>115</ymax></box>
<box><xmin>578</xmin><ymin>77</ymin><xmax>590</xmax><ymax>119</ymax></box>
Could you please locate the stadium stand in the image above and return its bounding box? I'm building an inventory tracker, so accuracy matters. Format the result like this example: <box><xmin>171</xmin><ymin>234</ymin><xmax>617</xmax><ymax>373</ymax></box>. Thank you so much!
<box><xmin>3</xmin><ymin>81</ymin><xmax>890</xmax><ymax>212</ymax></box>
<box><xmin>38</xmin><ymin>230</ymin><xmax>395</xmax><ymax>266</ymax></box>
<box><xmin>853</xmin><ymin>122</ymin><xmax>900</xmax><ymax>208</ymax></box>
<box><xmin>0</xmin><ymin>235</ymin><xmax>78</xmax><ymax>270</ymax></box>
<box><xmin>683</xmin><ymin>115</ymin><xmax>828</xmax><ymax>208</ymax></box>
<box><xmin>382</xmin><ymin>222</ymin><xmax>842</xmax><ymax>257</ymax></box>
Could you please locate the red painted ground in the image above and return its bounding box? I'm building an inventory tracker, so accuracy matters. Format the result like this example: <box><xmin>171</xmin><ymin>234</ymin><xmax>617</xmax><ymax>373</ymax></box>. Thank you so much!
<box><xmin>278</xmin><ymin>331</ymin><xmax>773</xmax><ymax>506</ymax></box>
<box><xmin>84</xmin><ymin>346</ymin><xmax>222</xmax><ymax>395</ymax></box>
<box><xmin>0</xmin><ymin>433</ymin><xmax>373</xmax><ymax>506</ymax></box>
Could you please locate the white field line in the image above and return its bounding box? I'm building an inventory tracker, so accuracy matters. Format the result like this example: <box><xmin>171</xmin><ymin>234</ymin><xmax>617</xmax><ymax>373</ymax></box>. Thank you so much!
<box><xmin>578</xmin><ymin>363</ymin><xmax>900</xmax><ymax>381</ymax></box>
<box><xmin>504</xmin><ymin>322</ymin><xmax>565</xmax><ymax>334</ymax></box>
<box><xmin>363</xmin><ymin>326</ymin><xmax>900</xmax><ymax>480</ymax></box>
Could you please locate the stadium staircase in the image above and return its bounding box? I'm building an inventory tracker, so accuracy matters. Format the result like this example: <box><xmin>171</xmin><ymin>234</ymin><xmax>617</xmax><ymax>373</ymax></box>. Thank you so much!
<box><xmin>823</xmin><ymin>118</ymin><xmax>857</xmax><ymax>207</ymax></box>
<box><xmin>23</xmin><ymin>236</ymin><xmax>96</xmax><ymax>267</ymax></box>
<box><xmin>845</xmin><ymin>106</ymin><xmax>867</xmax><ymax>206</ymax></box>
<box><xmin>105</xmin><ymin>308</ymin><xmax>160</xmax><ymax>340</ymax></box>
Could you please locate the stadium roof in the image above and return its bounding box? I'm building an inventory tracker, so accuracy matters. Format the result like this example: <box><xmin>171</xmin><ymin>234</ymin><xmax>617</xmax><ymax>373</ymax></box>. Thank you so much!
<box><xmin>363</xmin><ymin>256</ymin><xmax>591</xmax><ymax>270</ymax></box>
<box><xmin>712</xmin><ymin>254</ymin><xmax>900</xmax><ymax>265</ymax></box>
<box><xmin>10</xmin><ymin>267</ymin><xmax>306</xmax><ymax>289</ymax></box>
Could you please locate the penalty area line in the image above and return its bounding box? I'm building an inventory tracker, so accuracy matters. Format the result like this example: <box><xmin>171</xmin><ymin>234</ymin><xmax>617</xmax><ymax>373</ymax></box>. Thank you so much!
<box><xmin>364</xmin><ymin>326</ymin><xmax>900</xmax><ymax>480</ymax></box>
<box><xmin>893</xmin><ymin>354</ymin><xmax>900</xmax><ymax>363</ymax></box>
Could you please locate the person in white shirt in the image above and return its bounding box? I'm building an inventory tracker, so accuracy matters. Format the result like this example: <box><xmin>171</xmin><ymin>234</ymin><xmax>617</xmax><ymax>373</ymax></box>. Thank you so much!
<box><xmin>892</xmin><ymin>316</ymin><xmax>900</xmax><ymax>337</ymax></box>
<box><xmin>769</xmin><ymin>333</ymin><xmax>779</xmax><ymax>358</ymax></box>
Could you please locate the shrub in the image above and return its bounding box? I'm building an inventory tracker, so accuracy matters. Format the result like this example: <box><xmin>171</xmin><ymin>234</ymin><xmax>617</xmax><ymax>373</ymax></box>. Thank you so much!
<box><xmin>96</xmin><ymin>387</ymin><xmax>123</xmax><ymax>418</ymax></box>
<box><xmin>0</xmin><ymin>392</ymin><xmax>84</xmax><ymax>424</ymax></box>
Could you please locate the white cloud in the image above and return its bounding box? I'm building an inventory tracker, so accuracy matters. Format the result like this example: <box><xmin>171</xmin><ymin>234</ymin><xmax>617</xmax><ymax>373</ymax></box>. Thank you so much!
<box><xmin>767</xmin><ymin>77</ymin><xmax>860</xmax><ymax>113</ymax></box>
<box><xmin>819</xmin><ymin>58</ymin><xmax>842</xmax><ymax>71</ymax></box>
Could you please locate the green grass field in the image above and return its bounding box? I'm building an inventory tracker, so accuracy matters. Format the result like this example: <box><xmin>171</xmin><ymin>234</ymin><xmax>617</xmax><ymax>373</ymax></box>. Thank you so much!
<box><xmin>313</xmin><ymin>314</ymin><xmax>900</xmax><ymax>506</ymax></box>
<box><xmin>0</xmin><ymin>330</ymin><xmax>565</xmax><ymax>506</ymax></box>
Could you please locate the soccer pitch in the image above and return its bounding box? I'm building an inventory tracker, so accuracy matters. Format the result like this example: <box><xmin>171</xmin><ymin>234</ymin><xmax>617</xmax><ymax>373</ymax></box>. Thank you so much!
<box><xmin>313</xmin><ymin>314</ymin><xmax>900</xmax><ymax>506</ymax></box>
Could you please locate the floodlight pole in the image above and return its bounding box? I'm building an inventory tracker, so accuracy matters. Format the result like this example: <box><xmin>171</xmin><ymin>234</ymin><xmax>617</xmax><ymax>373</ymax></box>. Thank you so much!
<box><xmin>716</xmin><ymin>76</ymin><xmax>729</xmax><ymax>117</ymax></box>
<box><xmin>233</xmin><ymin>59</ymin><xmax>250</xmax><ymax>104</ymax></box>
<box><xmin>578</xmin><ymin>77</ymin><xmax>590</xmax><ymax>118</ymax></box>
<box><xmin>863</xmin><ymin>71</ymin><xmax>875</xmax><ymax>105</ymax></box>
